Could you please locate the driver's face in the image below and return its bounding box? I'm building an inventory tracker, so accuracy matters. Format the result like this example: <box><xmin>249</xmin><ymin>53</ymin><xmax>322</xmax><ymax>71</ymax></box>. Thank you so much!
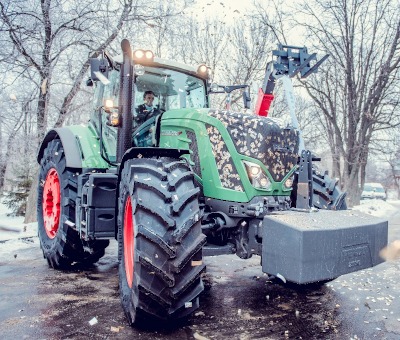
<box><xmin>144</xmin><ymin>94</ymin><xmax>155</xmax><ymax>106</ymax></box>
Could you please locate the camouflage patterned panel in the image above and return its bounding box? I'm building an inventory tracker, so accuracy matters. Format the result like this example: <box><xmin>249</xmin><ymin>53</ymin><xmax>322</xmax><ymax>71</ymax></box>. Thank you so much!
<box><xmin>186</xmin><ymin>131</ymin><xmax>201</xmax><ymax>177</ymax></box>
<box><xmin>206</xmin><ymin>124</ymin><xmax>244</xmax><ymax>192</ymax></box>
<box><xmin>208</xmin><ymin>110</ymin><xmax>299</xmax><ymax>182</ymax></box>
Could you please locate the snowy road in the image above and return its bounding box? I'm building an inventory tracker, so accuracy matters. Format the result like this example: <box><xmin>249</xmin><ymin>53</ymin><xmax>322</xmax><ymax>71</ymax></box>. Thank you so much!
<box><xmin>0</xmin><ymin>201</ymin><xmax>399</xmax><ymax>339</ymax></box>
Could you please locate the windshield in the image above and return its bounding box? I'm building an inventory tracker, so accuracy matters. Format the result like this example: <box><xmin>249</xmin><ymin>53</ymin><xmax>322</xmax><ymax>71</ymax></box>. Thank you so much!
<box><xmin>363</xmin><ymin>184</ymin><xmax>384</xmax><ymax>192</ymax></box>
<box><xmin>134</xmin><ymin>66</ymin><xmax>207</xmax><ymax>112</ymax></box>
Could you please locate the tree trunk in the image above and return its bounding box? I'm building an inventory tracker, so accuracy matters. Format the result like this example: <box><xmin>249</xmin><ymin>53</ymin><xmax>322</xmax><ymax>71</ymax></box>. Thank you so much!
<box><xmin>24</xmin><ymin>0</ymin><xmax>134</xmax><ymax>223</ymax></box>
<box><xmin>37</xmin><ymin>74</ymin><xmax>51</xmax><ymax>142</ymax></box>
<box><xmin>396</xmin><ymin>178</ymin><xmax>400</xmax><ymax>199</ymax></box>
<box><xmin>24</xmin><ymin>166</ymin><xmax>39</xmax><ymax>224</ymax></box>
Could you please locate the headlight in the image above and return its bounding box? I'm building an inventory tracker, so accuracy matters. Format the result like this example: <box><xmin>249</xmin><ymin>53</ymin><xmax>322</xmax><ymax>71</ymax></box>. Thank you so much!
<box><xmin>109</xmin><ymin>112</ymin><xmax>120</xmax><ymax>126</ymax></box>
<box><xmin>133</xmin><ymin>49</ymin><xmax>154</xmax><ymax>62</ymax></box>
<box><xmin>260</xmin><ymin>177</ymin><xmax>270</xmax><ymax>188</ymax></box>
<box><xmin>197</xmin><ymin>64</ymin><xmax>208</xmax><ymax>74</ymax></box>
<box><xmin>145</xmin><ymin>50</ymin><xmax>154</xmax><ymax>59</ymax></box>
<box><xmin>134</xmin><ymin>50</ymin><xmax>144</xmax><ymax>59</ymax></box>
<box><xmin>243</xmin><ymin>161</ymin><xmax>272</xmax><ymax>190</ymax></box>
<box><xmin>250</xmin><ymin>165</ymin><xmax>261</xmax><ymax>177</ymax></box>
<box><xmin>104</xmin><ymin>99</ymin><xmax>114</xmax><ymax>111</ymax></box>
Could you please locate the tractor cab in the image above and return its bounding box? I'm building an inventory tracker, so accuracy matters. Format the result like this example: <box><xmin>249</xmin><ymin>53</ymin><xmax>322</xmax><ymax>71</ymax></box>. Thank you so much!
<box><xmin>89</xmin><ymin>48</ymin><xmax>210</xmax><ymax>161</ymax></box>
<box><xmin>132</xmin><ymin>65</ymin><xmax>208</xmax><ymax>112</ymax></box>
<box><xmin>130</xmin><ymin>65</ymin><xmax>208</xmax><ymax>147</ymax></box>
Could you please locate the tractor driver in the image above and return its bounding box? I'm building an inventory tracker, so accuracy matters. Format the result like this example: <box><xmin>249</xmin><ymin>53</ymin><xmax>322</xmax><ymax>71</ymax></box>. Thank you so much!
<box><xmin>135</xmin><ymin>90</ymin><xmax>160</xmax><ymax>125</ymax></box>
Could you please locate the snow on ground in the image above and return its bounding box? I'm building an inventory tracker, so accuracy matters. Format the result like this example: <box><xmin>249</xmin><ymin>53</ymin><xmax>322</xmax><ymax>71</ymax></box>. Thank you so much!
<box><xmin>351</xmin><ymin>199</ymin><xmax>399</xmax><ymax>218</ymax></box>
<box><xmin>352</xmin><ymin>199</ymin><xmax>400</xmax><ymax>261</ymax></box>
<box><xmin>0</xmin><ymin>202</ymin><xmax>37</xmax><ymax>241</ymax></box>
<box><xmin>0</xmin><ymin>202</ymin><xmax>38</xmax><ymax>259</ymax></box>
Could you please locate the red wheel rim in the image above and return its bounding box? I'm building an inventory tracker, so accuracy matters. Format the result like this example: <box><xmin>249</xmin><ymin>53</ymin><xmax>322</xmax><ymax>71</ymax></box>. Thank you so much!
<box><xmin>42</xmin><ymin>168</ymin><xmax>61</xmax><ymax>239</ymax></box>
<box><xmin>124</xmin><ymin>196</ymin><xmax>134</xmax><ymax>288</ymax></box>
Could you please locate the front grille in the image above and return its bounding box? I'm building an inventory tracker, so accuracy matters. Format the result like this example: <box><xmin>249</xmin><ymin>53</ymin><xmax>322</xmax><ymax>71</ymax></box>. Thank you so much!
<box><xmin>208</xmin><ymin>110</ymin><xmax>299</xmax><ymax>181</ymax></box>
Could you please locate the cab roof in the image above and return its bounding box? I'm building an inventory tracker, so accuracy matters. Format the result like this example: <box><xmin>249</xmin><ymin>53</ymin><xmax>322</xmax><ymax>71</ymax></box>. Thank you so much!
<box><xmin>112</xmin><ymin>54</ymin><xmax>208</xmax><ymax>80</ymax></box>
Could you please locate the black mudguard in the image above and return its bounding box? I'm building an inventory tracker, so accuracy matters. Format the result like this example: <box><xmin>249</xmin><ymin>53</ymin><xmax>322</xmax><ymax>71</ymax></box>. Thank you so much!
<box><xmin>118</xmin><ymin>147</ymin><xmax>189</xmax><ymax>176</ymax></box>
<box><xmin>261</xmin><ymin>210</ymin><xmax>388</xmax><ymax>284</ymax></box>
<box><xmin>37</xmin><ymin>128</ymin><xmax>82</xmax><ymax>168</ymax></box>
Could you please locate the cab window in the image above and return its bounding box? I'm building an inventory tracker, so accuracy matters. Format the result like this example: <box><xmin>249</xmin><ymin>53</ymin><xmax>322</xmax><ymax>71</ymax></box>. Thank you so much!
<box><xmin>134</xmin><ymin>67</ymin><xmax>207</xmax><ymax>111</ymax></box>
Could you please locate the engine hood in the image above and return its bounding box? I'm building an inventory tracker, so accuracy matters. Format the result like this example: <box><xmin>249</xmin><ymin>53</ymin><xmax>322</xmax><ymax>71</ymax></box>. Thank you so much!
<box><xmin>164</xmin><ymin>109</ymin><xmax>300</xmax><ymax>182</ymax></box>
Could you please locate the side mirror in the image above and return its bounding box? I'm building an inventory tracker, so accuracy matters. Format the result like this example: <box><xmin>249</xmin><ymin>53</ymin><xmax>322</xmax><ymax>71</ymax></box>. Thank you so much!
<box><xmin>90</xmin><ymin>57</ymin><xmax>110</xmax><ymax>84</ymax></box>
<box><xmin>86</xmin><ymin>78</ymin><xmax>93</xmax><ymax>87</ymax></box>
<box><xmin>243</xmin><ymin>88</ymin><xmax>251</xmax><ymax>109</ymax></box>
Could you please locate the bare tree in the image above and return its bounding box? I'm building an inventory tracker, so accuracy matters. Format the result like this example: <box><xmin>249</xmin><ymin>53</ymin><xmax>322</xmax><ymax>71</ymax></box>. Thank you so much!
<box><xmin>145</xmin><ymin>2</ymin><xmax>186</xmax><ymax>58</ymax></box>
<box><xmin>373</xmin><ymin>129</ymin><xmax>400</xmax><ymax>199</ymax></box>
<box><xmin>1</xmin><ymin>0</ymin><xmax>89</xmax><ymax>141</ymax></box>
<box><xmin>52</xmin><ymin>0</ymin><xmax>190</xmax><ymax>127</ymax></box>
<box><xmin>221</xmin><ymin>16</ymin><xmax>276</xmax><ymax>111</ymax></box>
<box><xmin>53</xmin><ymin>1</ymin><xmax>134</xmax><ymax>127</ymax></box>
<box><xmin>296</xmin><ymin>0</ymin><xmax>400</xmax><ymax>205</ymax></box>
<box><xmin>252</xmin><ymin>0</ymin><xmax>291</xmax><ymax>45</ymax></box>
<box><xmin>0</xmin><ymin>0</ymin><xmax>139</xmax><ymax>140</ymax></box>
<box><xmin>174</xmin><ymin>16</ymin><xmax>229</xmax><ymax>82</ymax></box>
<box><xmin>0</xmin><ymin>99</ymin><xmax>28</xmax><ymax>190</ymax></box>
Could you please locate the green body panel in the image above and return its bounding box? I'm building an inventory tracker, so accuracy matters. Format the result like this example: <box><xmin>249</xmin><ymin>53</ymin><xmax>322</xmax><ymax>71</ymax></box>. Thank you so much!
<box><xmin>64</xmin><ymin>124</ymin><xmax>110</xmax><ymax>169</ymax></box>
<box><xmin>159</xmin><ymin>109</ymin><xmax>295</xmax><ymax>203</ymax></box>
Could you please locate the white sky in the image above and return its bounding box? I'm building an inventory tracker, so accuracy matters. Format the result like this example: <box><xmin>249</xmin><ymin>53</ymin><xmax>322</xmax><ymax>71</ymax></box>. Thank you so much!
<box><xmin>184</xmin><ymin>0</ymin><xmax>249</xmax><ymax>24</ymax></box>
<box><xmin>184</xmin><ymin>0</ymin><xmax>310</xmax><ymax>46</ymax></box>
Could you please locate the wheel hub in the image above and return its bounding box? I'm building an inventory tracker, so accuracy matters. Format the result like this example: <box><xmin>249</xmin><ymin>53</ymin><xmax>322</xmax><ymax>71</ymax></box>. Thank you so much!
<box><xmin>124</xmin><ymin>196</ymin><xmax>134</xmax><ymax>288</ymax></box>
<box><xmin>42</xmin><ymin>168</ymin><xmax>61</xmax><ymax>239</ymax></box>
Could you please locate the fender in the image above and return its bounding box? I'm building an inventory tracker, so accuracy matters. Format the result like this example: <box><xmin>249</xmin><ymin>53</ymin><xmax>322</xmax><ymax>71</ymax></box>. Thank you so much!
<box><xmin>37</xmin><ymin>126</ymin><xmax>109</xmax><ymax>169</ymax></box>
<box><xmin>118</xmin><ymin>147</ymin><xmax>189</xmax><ymax>177</ymax></box>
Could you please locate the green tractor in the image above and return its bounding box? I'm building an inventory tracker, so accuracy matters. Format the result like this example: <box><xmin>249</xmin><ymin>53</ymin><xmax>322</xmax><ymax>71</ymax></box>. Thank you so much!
<box><xmin>37</xmin><ymin>40</ymin><xmax>387</xmax><ymax>324</ymax></box>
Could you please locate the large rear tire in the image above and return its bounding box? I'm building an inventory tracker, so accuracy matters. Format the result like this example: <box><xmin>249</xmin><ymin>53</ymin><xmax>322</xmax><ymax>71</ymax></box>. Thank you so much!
<box><xmin>37</xmin><ymin>139</ymin><xmax>109</xmax><ymax>269</ymax></box>
<box><xmin>118</xmin><ymin>157</ymin><xmax>206</xmax><ymax>324</ymax></box>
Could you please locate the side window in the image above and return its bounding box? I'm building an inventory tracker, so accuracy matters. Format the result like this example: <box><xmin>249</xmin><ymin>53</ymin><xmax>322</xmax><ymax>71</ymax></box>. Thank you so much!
<box><xmin>92</xmin><ymin>82</ymin><xmax>104</xmax><ymax>111</ymax></box>
<box><xmin>103</xmin><ymin>70</ymin><xmax>120</xmax><ymax>105</ymax></box>
<box><xmin>167</xmin><ymin>92</ymin><xmax>188</xmax><ymax>109</ymax></box>
<box><xmin>100</xmin><ymin>70</ymin><xmax>120</xmax><ymax>162</ymax></box>
<box><xmin>89</xmin><ymin>81</ymin><xmax>104</xmax><ymax>126</ymax></box>
<box><xmin>187</xmin><ymin>86</ymin><xmax>205</xmax><ymax>108</ymax></box>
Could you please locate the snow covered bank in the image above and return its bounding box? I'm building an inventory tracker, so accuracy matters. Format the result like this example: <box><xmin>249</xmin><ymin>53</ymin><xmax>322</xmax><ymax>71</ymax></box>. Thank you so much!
<box><xmin>0</xmin><ymin>201</ymin><xmax>37</xmax><ymax>242</ymax></box>
<box><xmin>351</xmin><ymin>199</ymin><xmax>400</xmax><ymax>219</ymax></box>
<box><xmin>0</xmin><ymin>201</ymin><xmax>38</xmax><ymax>260</ymax></box>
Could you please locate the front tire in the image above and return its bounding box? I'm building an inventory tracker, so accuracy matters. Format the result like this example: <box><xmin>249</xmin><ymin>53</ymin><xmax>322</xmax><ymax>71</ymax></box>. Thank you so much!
<box><xmin>37</xmin><ymin>139</ymin><xmax>109</xmax><ymax>268</ymax></box>
<box><xmin>312</xmin><ymin>170</ymin><xmax>347</xmax><ymax>210</ymax></box>
<box><xmin>118</xmin><ymin>157</ymin><xmax>206</xmax><ymax>324</ymax></box>
<box><xmin>291</xmin><ymin>168</ymin><xmax>347</xmax><ymax>210</ymax></box>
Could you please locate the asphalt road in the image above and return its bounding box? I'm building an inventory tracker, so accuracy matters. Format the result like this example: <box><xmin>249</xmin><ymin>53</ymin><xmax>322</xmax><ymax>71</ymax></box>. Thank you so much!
<box><xmin>0</xmin><ymin>204</ymin><xmax>399</xmax><ymax>340</ymax></box>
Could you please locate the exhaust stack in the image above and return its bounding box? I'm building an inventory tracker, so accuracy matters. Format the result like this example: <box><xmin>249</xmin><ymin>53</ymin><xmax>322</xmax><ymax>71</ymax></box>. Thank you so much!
<box><xmin>117</xmin><ymin>39</ymin><xmax>134</xmax><ymax>162</ymax></box>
